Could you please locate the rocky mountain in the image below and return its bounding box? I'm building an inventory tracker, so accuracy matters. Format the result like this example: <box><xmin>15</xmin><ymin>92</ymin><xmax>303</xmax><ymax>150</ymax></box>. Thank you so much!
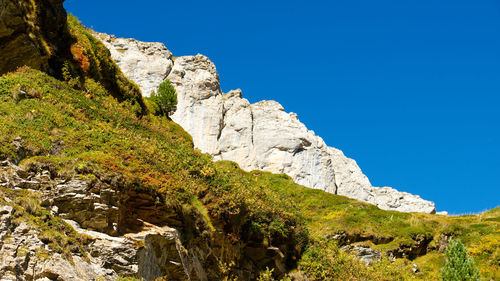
<box><xmin>97</xmin><ymin>34</ymin><xmax>436</xmax><ymax>214</ymax></box>
<box><xmin>0</xmin><ymin>67</ymin><xmax>308</xmax><ymax>281</ymax></box>
<box><xmin>0</xmin><ymin>2</ymin><xmax>498</xmax><ymax>280</ymax></box>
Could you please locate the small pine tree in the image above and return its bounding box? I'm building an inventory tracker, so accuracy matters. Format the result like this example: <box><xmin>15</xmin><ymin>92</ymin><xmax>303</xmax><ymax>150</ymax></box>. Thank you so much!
<box><xmin>441</xmin><ymin>238</ymin><xmax>480</xmax><ymax>281</ymax></box>
<box><xmin>149</xmin><ymin>79</ymin><xmax>177</xmax><ymax>117</ymax></box>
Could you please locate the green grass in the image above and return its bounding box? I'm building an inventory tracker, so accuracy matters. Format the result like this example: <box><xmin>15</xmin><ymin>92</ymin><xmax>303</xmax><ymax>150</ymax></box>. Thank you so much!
<box><xmin>64</xmin><ymin>15</ymin><xmax>146</xmax><ymax>115</ymax></box>
<box><xmin>213</xmin><ymin>163</ymin><xmax>500</xmax><ymax>280</ymax></box>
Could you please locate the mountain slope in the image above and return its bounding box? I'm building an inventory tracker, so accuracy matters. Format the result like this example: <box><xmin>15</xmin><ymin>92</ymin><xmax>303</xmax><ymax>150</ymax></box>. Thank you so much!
<box><xmin>0</xmin><ymin>5</ymin><xmax>498</xmax><ymax>281</ymax></box>
<box><xmin>0</xmin><ymin>65</ymin><xmax>498</xmax><ymax>280</ymax></box>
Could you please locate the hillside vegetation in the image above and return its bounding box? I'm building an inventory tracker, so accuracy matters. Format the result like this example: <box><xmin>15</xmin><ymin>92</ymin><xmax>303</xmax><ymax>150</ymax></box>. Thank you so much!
<box><xmin>0</xmin><ymin>15</ymin><xmax>498</xmax><ymax>281</ymax></box>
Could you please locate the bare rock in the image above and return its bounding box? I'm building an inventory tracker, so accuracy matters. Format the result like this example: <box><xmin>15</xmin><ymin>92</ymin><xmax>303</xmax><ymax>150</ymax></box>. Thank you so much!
<box><xmin>65</xmin><ymin>219</ymin><xmax>194</xmax><ymax>281</ymax></box>
<box><xmin>169</xmin><ymin>54</ymin><xmax>224</xmax><ymax>155</ymax></box>
<box><xmin>341</xmin><ymin>245</ymin><xmax>382</xmax><ymax>265</ymax></box>
<box><xmin>0</xmin><ymin>162</ymin><xmax>195</xmax><ymax>281</ymax></box>
<box><xmin>166</xmin><ymin>54</ymin><xmax>436</xmax><ymax>213</ymax></box>
<box><xmin>0</xmin><ymin>204</ymin><xmax>115</xmax><ymax>281</ymax></box>
<box><xmin>95</xmin><ymin>32</ymin><xmax>173</xmax><ymax>97</ymax></box>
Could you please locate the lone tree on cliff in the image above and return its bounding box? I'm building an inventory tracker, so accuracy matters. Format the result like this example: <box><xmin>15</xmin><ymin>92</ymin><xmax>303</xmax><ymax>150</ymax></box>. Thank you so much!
<box><xmin>149</xmin><ymin>79</ymin><xmax>177</xmax><ymax>118</ymax></box>
<box><xmin>441</xmin><ymin>238</ymin><xmax>480</xmax><ymax>281</ymax></box>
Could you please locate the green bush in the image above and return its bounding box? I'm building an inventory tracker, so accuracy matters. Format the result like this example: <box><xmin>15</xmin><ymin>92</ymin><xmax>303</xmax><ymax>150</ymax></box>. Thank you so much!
<box><xmin>441</xmin><ymin>238</ymin><xmax>480</xmax><ymax>281</ymax></box>
<box><xmin>148</xmin><ymin>79</ymin><xmax>177</xmax><ymax>117</ymax></box>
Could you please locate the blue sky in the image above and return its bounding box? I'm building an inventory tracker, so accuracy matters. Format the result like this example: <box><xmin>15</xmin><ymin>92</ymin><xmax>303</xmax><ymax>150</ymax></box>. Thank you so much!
<box><xmin>64</xmin><ymin>0</ymin><xmax>500</xmax><ymax>214</ymax></box>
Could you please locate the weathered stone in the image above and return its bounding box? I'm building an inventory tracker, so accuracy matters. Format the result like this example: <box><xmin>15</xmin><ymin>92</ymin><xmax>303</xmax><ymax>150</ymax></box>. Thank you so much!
<box><xmin>65</xmin><ymin>219</ymin><xmax>193</xmax><ymax>280</ymax></box>
<box><xmin>327</xmin><ymin>231</ymin><xmax>393</xmax><ymax>247</ymax></box>
<box><xmin>168</xmin><ymin>54</ymin><xmax>224</xmax><ymax>155</ymax></box>
<box><xmin>49</xmin><ymin>178</ymin><xmax>120</xmax><ymax>234</ymax></box>
<box><xmin>0</xmin><ymin>162</ymin><xmax>195</xmax><ymax>281</ymax></box>
<box><xmin>386</xmin><ymin>234</ymin><xmax>433</xmax><ymax>260</ymax></box>
<box><xmin>95</xmin><ymin>32</ymin><xmax>173</xmax><ymax>97</ymax></box>
<box><xmin>0</xmin><ymin>204</ymin><xmax>115</xmax><ymax>281</ymax></box>
<box><xmin>341</xmin><ymin>245</ymin><xmax>382</xmax><ymax>265</ymax></box>
<box><xmin>1</xmin><ymin>161</ymin><xmax>290</xmax><ymax>280</ymax></box>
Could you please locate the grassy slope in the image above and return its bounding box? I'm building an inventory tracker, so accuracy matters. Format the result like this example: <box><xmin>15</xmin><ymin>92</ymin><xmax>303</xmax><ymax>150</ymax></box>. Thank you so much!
<box><xmin>0</xmin><ymin>67</ymin><xmax>307</xmax><ymax>276</ymax></box>
<box><xmin>0</xmin><ymin>17</ymin><xmax>498</xmax><ymax>281</ymax></box>
<box><xmin>218</xmin><ymin>163</ymin><xmax>499</xmax><ymax>280</ymax></box>
<box><xmin>63</xmin><ymin>15</ymin><xmax>146</xmax><ymax>115</ymax></box>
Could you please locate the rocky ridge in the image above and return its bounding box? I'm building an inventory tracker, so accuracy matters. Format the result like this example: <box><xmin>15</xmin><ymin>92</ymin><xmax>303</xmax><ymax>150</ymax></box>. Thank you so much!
<box><xmin>0</xmin><ymin>156</ymin><xmax>297</xmax><ymax>281</ymax></box>
<box><xmin>98</xmin><ymin>35</ymin><xmax>436</xmax><ymax>214</ymax></box>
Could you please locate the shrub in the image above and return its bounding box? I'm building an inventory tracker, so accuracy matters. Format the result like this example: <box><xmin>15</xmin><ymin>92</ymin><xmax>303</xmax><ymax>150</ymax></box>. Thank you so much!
<box><xmin>257</xmin><ymin>268</ymin><xmax>274</xmax><ymax>281</ymax></box>
<box><xmin>441</xmin><ymin>238</ymin><xmax>480</xmax><ymax>281</ymax></box>
<box><xmin>148</xmin><ymin>79</ymin><xmax>177</xmax><ymax>117</ymax></box>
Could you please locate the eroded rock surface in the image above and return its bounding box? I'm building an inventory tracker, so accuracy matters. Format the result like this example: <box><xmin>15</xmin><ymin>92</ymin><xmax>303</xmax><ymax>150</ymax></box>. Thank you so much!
<box><xmin>0</xmin><ymin>160</ymin><xmax>194</xmax><ymax>281</ymax></box>
<box><xmin>341</xmin><ymin>245</ymin><xmax>382</xmax><ymax>266</ymax></box>
<box><xmin>99</xmin><ymin>35</ymin><xmax>436</xmax><ymax>214</ymax></box>
<box><xmin>0</xmin><ymin>202</ymin><xmax>116</xmax><ymax>281</ymax></box>
<box><xmin>0</xmin><ymin>157</ymin><xmax>297</xmax><ymax>281</ymax></box>
<box><xmin>95</xmin><ymin>32</ymin><xmax>173</xmax><ymax>97</ymax></box>
<box><xmin>168</xmin><ymin>55</ymin><xmax>224</xmax><ymax>154</ymax></box>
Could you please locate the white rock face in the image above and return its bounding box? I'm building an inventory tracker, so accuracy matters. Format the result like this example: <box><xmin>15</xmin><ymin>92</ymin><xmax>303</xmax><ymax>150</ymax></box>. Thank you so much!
<box><xmin>99</xmin><ymin>35</ymin><xmax>436</xmax><ymax>214</ymax></box>
<box><xmin>168</xmin><ymin>55</ymin><xmax>224</xmax><ymax>154</ymax></box>
<box><xmin>95</xmin><ymin>32</ymin><xmax>173</xmax><ymax>97</ymax></box>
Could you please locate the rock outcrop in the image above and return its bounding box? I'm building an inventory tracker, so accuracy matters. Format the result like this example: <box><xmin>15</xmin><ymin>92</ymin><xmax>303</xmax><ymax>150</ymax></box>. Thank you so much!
<box><xmin>98</xmin><ymin>35</ymin><xmax>436</xmax><ymax>214</ymax></box>
<box><xmin>341</xmin><ymin>245</ymin><xmax>382</xmax><ymax>266</ymax></box>
<box><xmin>0</xmin><ymin>155</ymin><xmax>298</xmax><ymax>280</ymax></box>
<box><xmin>0</xmin><ymin>160</ymin><xmax>193</xmax><ymax>281</ymax></box>
<box><xmin>95</xmin><ymin>32</ymin><xmax>173</xmax><ymax>97</ymax></box>
<box><xmin>0</xmin><ymin>0</ymin><xmax>68</xmax><ymax>75</ymax></box>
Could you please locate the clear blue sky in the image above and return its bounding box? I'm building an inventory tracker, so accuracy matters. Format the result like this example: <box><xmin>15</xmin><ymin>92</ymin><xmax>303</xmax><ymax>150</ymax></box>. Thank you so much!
<box><xmin>64</xmin><ymin>0</ymin><xmax>500</xmax><ymax>214</ymax></box>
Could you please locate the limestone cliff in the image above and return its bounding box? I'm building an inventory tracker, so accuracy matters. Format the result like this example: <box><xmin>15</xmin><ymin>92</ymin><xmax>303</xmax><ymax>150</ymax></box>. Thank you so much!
<box><xmin>1</xmin><ymin>12</ymin><xmax>498</xmax><ymax>279</ymax></box>
<box><xmin>98</xmin><ymin>37</ymin><xmax>436</xmax><ymax>214</ymax></box>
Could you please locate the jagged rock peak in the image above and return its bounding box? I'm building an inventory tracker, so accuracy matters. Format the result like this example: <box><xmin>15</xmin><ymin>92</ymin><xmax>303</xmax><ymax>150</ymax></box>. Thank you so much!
<box><xmin>94</xmin><ymin>32</ymin><xmax>173</xmax><ymax>97</ymax></box>
<box><xmin>98</xmin><ymin>35</ymin><xmax>437</xmax><ymax>214</ymax></box>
